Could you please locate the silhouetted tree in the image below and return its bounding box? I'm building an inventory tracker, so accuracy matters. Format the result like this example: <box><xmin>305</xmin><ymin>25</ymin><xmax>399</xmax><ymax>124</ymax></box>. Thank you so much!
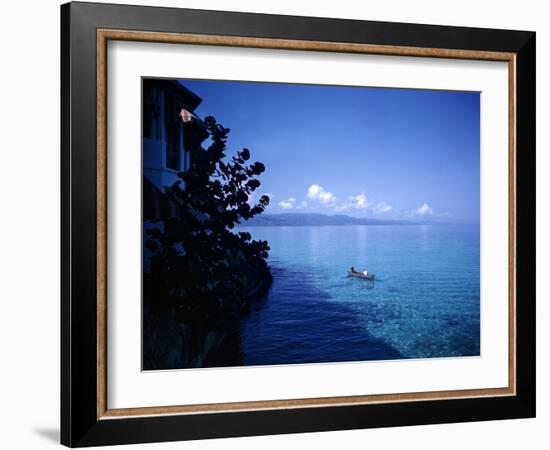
<box><xmin>145</xmin><ymin>116</ymin><xmax>271</xmax><ymax>324</ymax></box>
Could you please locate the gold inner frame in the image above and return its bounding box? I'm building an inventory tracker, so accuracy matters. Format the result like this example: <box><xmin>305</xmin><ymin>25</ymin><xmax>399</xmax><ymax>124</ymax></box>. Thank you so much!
<box><xmin>96</xmin><ymin>29</ymin><xmax>517</xmax><ymax>420</ymax></box>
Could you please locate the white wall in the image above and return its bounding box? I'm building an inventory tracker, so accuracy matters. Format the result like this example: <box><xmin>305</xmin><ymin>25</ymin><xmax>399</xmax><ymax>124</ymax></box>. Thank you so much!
<box><xmin>0</xmin><ymin>0</ymin><xmax>546</xmax><ymax>449</ymax></box>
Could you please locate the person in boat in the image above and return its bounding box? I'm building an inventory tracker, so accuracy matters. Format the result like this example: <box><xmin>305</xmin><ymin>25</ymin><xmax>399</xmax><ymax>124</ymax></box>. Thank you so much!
<box><xmin>350</xmin><ymin>266</ymin><xmax>369</xmax><ymax>276</ymax></box>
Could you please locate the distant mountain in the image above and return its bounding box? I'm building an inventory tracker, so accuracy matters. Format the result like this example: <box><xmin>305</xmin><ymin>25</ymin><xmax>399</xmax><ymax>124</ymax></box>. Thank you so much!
<box><xmin>241</xmin><ymin>213</ymin><xmax>417</xmax><ymax>227</ymax></box>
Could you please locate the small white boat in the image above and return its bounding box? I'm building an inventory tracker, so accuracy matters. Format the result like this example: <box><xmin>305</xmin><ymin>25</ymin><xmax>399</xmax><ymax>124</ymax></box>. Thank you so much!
<box><xmin>348</xmin><ymin>270</ymin><xmax>375</xmax><ymax>281</ymax></box>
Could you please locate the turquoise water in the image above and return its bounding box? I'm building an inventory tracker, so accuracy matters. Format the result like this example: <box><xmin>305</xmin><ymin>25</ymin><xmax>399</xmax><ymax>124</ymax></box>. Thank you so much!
<box><xmin>237</xmin><ymin>224</ymin><xmax>480</xmax><ymax>366</ymax></box>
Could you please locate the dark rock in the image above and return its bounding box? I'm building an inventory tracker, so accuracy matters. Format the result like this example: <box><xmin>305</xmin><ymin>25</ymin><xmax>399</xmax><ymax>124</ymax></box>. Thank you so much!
<box><xmin>142</xmin><ymin>263</ymin><xmax>272</xmax><ymax>370</ymax></box>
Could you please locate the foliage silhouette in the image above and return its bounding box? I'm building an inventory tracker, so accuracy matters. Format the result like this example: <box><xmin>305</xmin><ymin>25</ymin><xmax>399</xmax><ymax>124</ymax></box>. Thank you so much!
<box><xmin>145</xmin><ymin>116</ymin><xmax>271</xmax><ymax>326</ymax></box>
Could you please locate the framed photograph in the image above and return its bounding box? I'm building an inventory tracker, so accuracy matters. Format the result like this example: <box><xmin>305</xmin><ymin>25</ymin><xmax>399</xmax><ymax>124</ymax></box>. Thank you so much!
<box><xmin>61</xmin><ymin>1</ymin><xmax>535</xmax><ymax>447</ymax></box>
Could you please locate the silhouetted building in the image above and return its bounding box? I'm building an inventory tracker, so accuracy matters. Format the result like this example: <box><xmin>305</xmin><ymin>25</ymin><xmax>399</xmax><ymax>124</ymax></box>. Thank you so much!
<box><xmin>143</xmin><ymin>78</ymin><xmax>207</xmax><ymax>195</ymax></box>
<box><xmin>142</xmin><ymin>79</ymin><xmax>208</xmax><ymax>271</ymax></box>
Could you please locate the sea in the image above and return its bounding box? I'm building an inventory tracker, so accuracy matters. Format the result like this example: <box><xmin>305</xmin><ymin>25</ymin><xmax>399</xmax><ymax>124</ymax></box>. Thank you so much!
<box><xmin>235</xmin><ymin>224</ymin><xmax>480</xmax><ymax>366</ymax></box>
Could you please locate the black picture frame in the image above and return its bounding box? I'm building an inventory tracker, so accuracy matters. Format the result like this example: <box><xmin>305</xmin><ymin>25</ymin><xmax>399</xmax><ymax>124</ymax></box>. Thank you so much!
<box><xmin>61</xmin><ymin>1</ymin><xmax>535</xmax><ymax>447</ymax></box>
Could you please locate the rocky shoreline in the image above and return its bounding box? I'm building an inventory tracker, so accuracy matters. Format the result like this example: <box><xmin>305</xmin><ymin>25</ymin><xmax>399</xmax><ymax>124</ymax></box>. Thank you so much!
<box><xmin>143</xmin><ymin>264</ymin><xmax>272</xmax><ymax>370</ymax></box>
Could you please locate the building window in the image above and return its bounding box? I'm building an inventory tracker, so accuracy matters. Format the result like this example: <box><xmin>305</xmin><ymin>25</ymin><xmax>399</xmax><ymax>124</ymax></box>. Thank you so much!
<box><xmin>165</xmin><ymin>95</ymin><xmax>181</xmax><ymax>170</ymax></box>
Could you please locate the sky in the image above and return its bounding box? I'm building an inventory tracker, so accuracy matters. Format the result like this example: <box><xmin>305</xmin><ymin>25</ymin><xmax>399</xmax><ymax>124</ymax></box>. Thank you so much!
<box><xmin>180</xmin><ymin>79</ymin><xmax>480</xmax><ymax>224</ymax></box>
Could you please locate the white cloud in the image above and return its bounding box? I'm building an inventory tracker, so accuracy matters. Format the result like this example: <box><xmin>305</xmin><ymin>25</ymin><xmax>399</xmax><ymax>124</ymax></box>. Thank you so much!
<box><xmin>372</xmin><ymin>202</ymin><xmax>393</xmax><ymax>214</ymax></box>
<box><xmin>335</xmin><ymin>192</ymin><xmax>388</xmax><ymax>213</ymax></box>
<box><xmin>414</xmin><ymin>203</ymin><xmax>434</xmax><ymax>215</ymax></box>
<box><xmin>278</xmin><ymin>198</ymin><xmax>297</xmax><ymax>210</ymax></box>
<box><xmin>278</xmin><ymin>185</ymin><xmax>394</xmax><ymax>216</ymax></box>
<box><xmin>307</xmin><ymin>184</ymin><xmax>337</xmax><ymax>205</ymax></box>
<box><xmin>278</xmin><ymin>198</ymin><xmax>308</xmax><ymax>210</ymax></box>
<box><xmin>408</xmin><ymin>203</ymin><xmax>451</xmax><ymax>219</ymax></box>
<box><xmin>348</xmin><ymin>193</ymin><xmax>370</xmax><ymax>210</ymax></box>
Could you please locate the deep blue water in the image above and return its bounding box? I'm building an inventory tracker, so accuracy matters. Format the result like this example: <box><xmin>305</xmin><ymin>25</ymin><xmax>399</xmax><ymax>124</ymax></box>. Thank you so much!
<box><xmin>237</xmin><ymin>224</ymin><xmax>480</xmax><ymax>366</ymax></box>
